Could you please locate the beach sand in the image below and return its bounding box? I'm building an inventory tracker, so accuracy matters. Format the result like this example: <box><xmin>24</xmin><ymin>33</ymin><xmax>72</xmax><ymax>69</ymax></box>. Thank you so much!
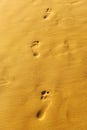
<box><xmin>0</xmin><ymin>0</ymin><xmax>87</xmax><ymax>129</ymax></box>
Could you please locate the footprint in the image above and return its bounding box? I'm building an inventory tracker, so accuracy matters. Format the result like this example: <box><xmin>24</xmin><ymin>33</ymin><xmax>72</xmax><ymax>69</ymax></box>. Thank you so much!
<box><xmin>36</xmin><ymin>101</ymin><xmax>52</xmax><ymax>120</ymax></box>
<box><xmin>30</xmin><ymin>41</ymin><xmax>40</xmax><ymax>58</ymax></box>
<box><xmin>40</xmin><ymin>90</ymin><xmax>50</xmax><ymax>100</ymax></box>
<box><xmin>31</xmin><ymin>41</ymin><xmax>40</xmax><ymax>48</ymax></box>
<box><xmin>43</xmin><ymin>8</ymin><xmax>53</xmax><ymax>20</ymax></box>
<box><xmin>36</xmin><ymin>90</ymin><xmax>52</xmax><ymax>120</ymax></box>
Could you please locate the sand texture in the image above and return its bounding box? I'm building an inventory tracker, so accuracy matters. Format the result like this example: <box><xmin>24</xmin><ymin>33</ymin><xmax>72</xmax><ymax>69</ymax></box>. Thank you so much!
<box><xmin>0</xmin><ymin>0</ymin><xmax>87</xmax><ymax>130</ymax></box>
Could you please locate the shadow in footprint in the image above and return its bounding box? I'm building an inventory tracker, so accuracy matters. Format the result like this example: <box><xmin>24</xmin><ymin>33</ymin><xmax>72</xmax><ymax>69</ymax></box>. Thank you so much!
<box><xmin>36</xmin><ymin>102</ymin><xmax>51</xmax><ymax>120</ymax></box>
<box><xmin>36</xmin><ymin>90</ymin><xmax>52</xmax><ymax>120</ymax></box>
<box><xmin>43</xmin><ymin>8</ymin><xmax>53</xmax><ymax>20</ymax></box>
<box><xmin>30</xmin><ymin>41</ymin><xmax>40</xmax><ymax>58</ymax></box>
<box><xmin>36</xmin><ymin>109</ymin><xmax>44</xmax><ymax>119</ymax></box>
<box><xmin>41</xmin><ymin>90</ymin><xmax>50</xmax><ymax>100</ymax></box>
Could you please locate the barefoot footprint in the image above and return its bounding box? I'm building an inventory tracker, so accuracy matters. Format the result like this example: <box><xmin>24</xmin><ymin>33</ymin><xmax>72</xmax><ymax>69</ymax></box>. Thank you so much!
<box><xmin>36</xmin><ymin>90</ymin><xmax>52</xmax><ymax>120</ymax></box>
<box><xmin>30</xmin><ymin>41</ymin><xmax>40</xmax><ymax>58</ymax></box>
<box><xmin>40</xmin><ymin>90</ymin><xmax>50</xmax><ymax>100</ymax></box>
<box><xmin>43</xmin><ymin>8</ymin><xmax>53</xmax><ymax>19</ymax></box>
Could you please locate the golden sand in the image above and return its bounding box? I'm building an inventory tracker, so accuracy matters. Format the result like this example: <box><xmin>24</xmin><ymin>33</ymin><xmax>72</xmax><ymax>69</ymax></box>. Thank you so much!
<box><xmin>0</xmin><ymin>0</ymin><xmax>87</xmax><ymax>129</ymax></box>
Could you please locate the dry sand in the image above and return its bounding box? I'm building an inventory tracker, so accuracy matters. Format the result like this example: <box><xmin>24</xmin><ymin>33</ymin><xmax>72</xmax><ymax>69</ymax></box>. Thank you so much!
<box><xmin>0</xmin><ymin>0</ymin><xmax>87</xmax><ymax>129</ymax></box>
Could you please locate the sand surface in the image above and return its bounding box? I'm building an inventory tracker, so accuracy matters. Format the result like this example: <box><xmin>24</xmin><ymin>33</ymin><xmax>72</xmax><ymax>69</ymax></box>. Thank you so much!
<box><xmin>0</xmin><ymin>0</ymin><xmax>87</xmax><ymax>130</ymax></box>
